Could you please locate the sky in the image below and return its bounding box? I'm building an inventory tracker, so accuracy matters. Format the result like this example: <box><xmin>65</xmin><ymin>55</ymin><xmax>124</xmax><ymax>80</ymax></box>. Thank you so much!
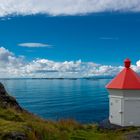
<box><xmin>0</xmin><ymin>0</ymin><xmax>140</xmax><ymax>78</ymax></box>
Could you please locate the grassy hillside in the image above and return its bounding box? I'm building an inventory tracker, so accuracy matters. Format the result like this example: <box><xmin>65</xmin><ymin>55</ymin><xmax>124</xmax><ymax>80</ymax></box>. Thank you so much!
<box><xmin>0</xmin><ymin>83</ymin><xmax>139</xmax><ymax>140</ymax></box>
<box><xmin>0</xmin><ymin>107</ymin><xmax>138</xmax><ymax>140</ymax></box>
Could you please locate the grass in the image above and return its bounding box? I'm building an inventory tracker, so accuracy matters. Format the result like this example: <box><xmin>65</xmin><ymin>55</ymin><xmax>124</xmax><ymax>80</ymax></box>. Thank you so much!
<box><xmin>0</xmin><ymin>107</ymin><xmax>138</xmax><ymax>140</ymax></box>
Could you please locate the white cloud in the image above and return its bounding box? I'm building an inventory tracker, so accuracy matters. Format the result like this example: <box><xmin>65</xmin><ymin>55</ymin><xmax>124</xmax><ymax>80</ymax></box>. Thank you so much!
<box><xmin>136</xmin><ymin>60</ymin><xmax>140</xmax><ymax>67</ymax></box>
<box><xmin>100</xmin><ymin>37</ymin><xmax>119</xmax><ymax>40</ymax></box>
<box><xmin>133</xmin><ymin>60</ymin><xmax>140</xmax><ymax>73</ymax></box>
<box><xmin>0</xmin><ymin>0</ymin><xmax>140</xmax><ymax>17</ymax></box>
<box><xmin>0</xmin><ymin>47</ymin><xmax>124</xmax><ymax>78</ymax></box>
<box><xmin>0</xmin><ymin>47</ymin><xmax>25</xmax><ymax>77</ymax></box>
<box><xmin>18</xmin><ymin>43</ymin><xmax>52</xmax><ymax>48</ymax></box>
<box><xmin>19</xmin><ymin>59</ymin><xmax>123</xmax><ymax>78</ymax></box>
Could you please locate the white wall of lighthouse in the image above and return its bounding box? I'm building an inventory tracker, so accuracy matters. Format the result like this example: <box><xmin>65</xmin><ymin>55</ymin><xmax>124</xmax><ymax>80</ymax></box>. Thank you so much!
<box><xmin>108</xmin><ymin>89</ymin><xmax>140</xmax><ymax>126</ymax></box>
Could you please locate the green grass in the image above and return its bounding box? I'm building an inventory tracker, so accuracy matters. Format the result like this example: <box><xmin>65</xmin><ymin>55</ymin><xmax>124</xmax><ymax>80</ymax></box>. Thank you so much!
<box><xmin>0</xmin><ymin>107</ymin><xmax>138</xmax><ymax>140</ymax></box>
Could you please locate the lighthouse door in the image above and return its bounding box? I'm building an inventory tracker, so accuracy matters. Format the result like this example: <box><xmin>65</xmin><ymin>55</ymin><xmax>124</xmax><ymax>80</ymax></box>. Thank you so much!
<box><xmin>110</xmin><ymin>97</ymin><xmax>122</xmax><ymax>125</ymax></box>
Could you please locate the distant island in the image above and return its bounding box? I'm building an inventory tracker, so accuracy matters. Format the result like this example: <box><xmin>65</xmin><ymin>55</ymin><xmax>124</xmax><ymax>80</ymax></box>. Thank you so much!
<box><xmin>0</xmin><ymin>76</ymin><xmax>114</xmax><ymax>81</ymax></box>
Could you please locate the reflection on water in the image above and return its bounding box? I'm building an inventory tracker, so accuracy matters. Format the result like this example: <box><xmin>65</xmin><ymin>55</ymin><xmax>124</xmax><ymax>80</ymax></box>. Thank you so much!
<box><xmin>0</xmin><ymin>79</ymin><xmax>111</xmax><ymax>123</ymax></box>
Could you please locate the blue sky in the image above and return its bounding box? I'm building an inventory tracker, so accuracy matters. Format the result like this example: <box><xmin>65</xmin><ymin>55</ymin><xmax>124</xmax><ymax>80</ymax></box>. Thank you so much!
<box><xmin>1</xmin><ymin>13</ymin><xmax>140</xmax><ymax>65</ymax></box>
<box><xmin>0</xmin><ymin>0</ymin><xmax>140</xmax><ymax>78</ymax></box>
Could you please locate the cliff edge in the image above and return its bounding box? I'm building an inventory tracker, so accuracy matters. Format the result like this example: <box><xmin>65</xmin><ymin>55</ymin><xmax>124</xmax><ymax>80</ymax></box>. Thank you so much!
<box><xmin>0</xmin><ymin>83</ymin><xmax>23</xmax><ymax>111</ymax></box>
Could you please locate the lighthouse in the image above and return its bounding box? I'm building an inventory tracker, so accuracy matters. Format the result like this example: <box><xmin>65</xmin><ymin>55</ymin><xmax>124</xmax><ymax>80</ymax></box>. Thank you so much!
<box><xmin>106</xmin><ymin>58</ymin><xmax>140</xmax><ymax>126</ymax></box>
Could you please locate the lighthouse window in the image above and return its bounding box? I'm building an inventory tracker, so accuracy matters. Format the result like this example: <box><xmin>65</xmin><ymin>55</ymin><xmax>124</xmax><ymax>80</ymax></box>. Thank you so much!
<box><xmin>110</xmin><ymin>115</ymin><xmax>113</xmax><ymax>118</ymax></box>
<box><xmin>110</xmin><ymin>102</ymin><xmax>113</xmax><ymax>105</ymax></box>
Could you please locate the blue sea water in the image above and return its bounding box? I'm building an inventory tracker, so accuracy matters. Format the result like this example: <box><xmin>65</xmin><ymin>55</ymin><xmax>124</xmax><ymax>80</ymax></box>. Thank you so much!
<box><xmin>0</xmin><ymin>79</ymin><xmax>111</xmax><ymax>124</ymax></box>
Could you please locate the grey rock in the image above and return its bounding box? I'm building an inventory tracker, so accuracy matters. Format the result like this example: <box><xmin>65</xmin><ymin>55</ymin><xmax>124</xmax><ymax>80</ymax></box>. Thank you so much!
<box><xmin>0</xmin><ymin>83</ymin><xmax>23</xmax><ymax>111</ymax></box>
<box><xmin>2</xmin><ymin>132</ymin><xmax>27</xmax><ymax>140</ymax></box>
<box><xmin>99</xmin><ymin>119</ymin><xmax>123</xmax><ymax>130</ymax></box>
<box><xmin>125</xmin><ymin>130</ymin><xmax>140</xmax><ymax>140</ymax></box>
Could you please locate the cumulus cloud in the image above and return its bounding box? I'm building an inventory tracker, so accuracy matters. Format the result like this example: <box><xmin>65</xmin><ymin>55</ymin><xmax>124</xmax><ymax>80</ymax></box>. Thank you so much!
<box><xmin>18</xmin><ymin>43</ymin><xmax>52</xmax><ymax>48</ymax></box>
<box><xmin>0</xmin><ymin>0</ymin><xmax>140</xmax><ymax>17</ymax></box>
<box><xmin>0</xmin><ymin>47</ymin><xmax>124</xmax><ymax>78</ymax></box>
<box><xmin>136</xmin><ymin>60</ymin><xmax>140</xmax><ymax>67</ymax></box>
<box><xmin>19</xmin><ymin>59</ymin><xmax>123</xmax><ymax>78</ymax></box>
<box><xmin>0</xmin><ymin>47</ymin><xmax>25</xmax><ymax>77</ymax></box>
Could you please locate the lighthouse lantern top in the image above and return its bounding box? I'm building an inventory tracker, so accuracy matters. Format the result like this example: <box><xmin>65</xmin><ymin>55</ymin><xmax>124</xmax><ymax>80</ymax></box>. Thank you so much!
<box><xmin>106</xmin><ymin>58</ymin><xmax>140</xmax><ymax>90</ymax></box>
<box><xmin>124</xmin><ymin>58</ymin><xmax>131</xmax><ymax>68</ymax></box>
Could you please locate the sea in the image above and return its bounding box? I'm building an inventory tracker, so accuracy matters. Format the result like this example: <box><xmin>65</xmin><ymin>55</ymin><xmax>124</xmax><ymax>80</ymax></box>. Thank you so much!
<box><xmin>0</xmin><ymin>78</ymin><xmax>111</xmax><ymax>124</ymax></box>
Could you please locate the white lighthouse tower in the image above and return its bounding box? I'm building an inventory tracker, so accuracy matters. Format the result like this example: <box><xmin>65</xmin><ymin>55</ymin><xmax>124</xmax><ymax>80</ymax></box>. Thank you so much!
<box><xmin>106</xmin><ymin>58</ymin><xmax>140</xmax><ymax>126</ymax></box>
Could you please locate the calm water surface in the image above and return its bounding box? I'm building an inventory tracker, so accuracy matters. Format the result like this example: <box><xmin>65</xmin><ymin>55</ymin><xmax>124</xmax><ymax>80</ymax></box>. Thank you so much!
<box><xmin>0</xmin><ymin>79</ymin><xmax>111</xmax><ymax>123</ymax></box>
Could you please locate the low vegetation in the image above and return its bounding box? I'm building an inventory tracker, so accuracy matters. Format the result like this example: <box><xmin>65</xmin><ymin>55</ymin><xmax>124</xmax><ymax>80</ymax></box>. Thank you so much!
<box><xmin>0</xmin><ymin>106</ymin><xmax>139</xmax><ymax>140</ymax></box>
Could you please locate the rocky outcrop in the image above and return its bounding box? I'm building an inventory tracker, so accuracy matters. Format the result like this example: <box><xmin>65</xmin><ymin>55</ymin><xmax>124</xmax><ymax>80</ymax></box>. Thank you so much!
<box><xmin>1</xmin><ymin>132</ymin><xmax>27</xmax><ymax>140</ymax></box>
<box><xmin>0</xmin><ymin>83</ymin><xmax>23</xmax><ymax>111</ymax></box>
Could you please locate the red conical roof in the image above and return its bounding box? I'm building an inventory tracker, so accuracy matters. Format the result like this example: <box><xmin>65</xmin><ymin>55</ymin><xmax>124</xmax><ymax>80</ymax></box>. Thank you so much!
<box><xmin>106</xmin><ymin>58</ymin><xmax>140</xmax><ymax>89</ymax></box>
